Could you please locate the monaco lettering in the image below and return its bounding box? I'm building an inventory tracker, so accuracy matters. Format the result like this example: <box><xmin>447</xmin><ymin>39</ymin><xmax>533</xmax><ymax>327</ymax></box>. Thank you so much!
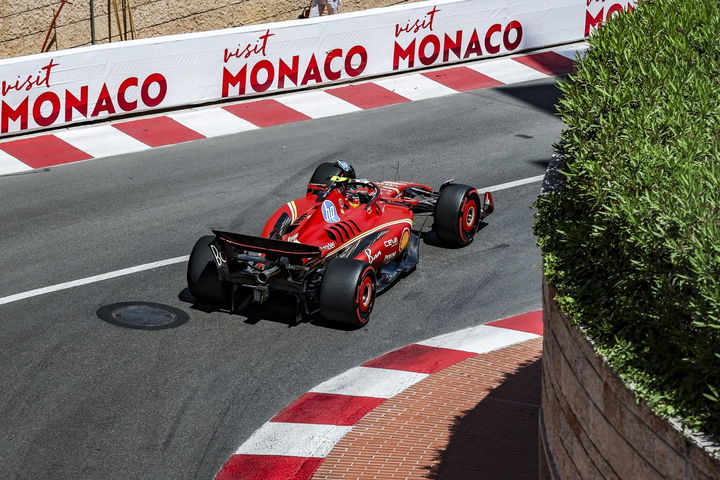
<box><xmin>222</xmin><ymin>46</ymin><xmax>368</xmax><ymax>97</ymax></box>
<box><xmin>393</xmin><ymin>21</ymin><xmax>523</xmax><ymax>70</ymax></box>
<box><xmin>1</xmin><ymin>73</ymin><xmax>167</xmax><ymax>134</ymax></box>
<box><xmin>585</xmin><ymin>3</ymin><xmax>635</xmax><ymax>36</ymax></box>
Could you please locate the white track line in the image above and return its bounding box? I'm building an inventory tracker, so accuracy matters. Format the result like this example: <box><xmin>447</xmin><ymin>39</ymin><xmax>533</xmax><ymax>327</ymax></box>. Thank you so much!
<box><xmin>0</xmin><ymin>256</ymin><xmax>189</xmax><ymax>306</ymax></box>
<box><xmin>0</xmin><ymin>175</ymin><xmax>544</xmax><ymax>307</ymax></box>
<box><xmin>482</xmin><ymin>174</ymin><xmax>545</xmax><ymax>192</ymax></box>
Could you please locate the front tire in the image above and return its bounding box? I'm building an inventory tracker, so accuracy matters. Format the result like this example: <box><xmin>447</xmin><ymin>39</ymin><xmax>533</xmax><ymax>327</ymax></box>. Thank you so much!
<box><xmin>319</xmin><ymin>259</ymin><xmax>376</xmax><ymax>327</ymax></box>
<box><xmin>187</xmin><ymin>235</ymin><xmax>229</xmax><ymax>303</ymax></box>
<box><xmin>434</xmin><ymin>184</ymin><xmax>481</xmax><ymax>246</ymax></box>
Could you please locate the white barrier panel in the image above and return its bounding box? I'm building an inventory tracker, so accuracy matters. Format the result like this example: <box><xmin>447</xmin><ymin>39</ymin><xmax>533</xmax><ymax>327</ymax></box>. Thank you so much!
<box><xmin>0</xmin><ymin>0</ymin><xmax>635</xmax><ymax>136</ymax></box>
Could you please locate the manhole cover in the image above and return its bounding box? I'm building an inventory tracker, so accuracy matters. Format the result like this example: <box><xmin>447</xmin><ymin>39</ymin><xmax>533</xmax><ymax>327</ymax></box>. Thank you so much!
<box><xmin>97</xmin><ymin>302</ymin><xmax>189</xmax><ymax>330</ymax></box>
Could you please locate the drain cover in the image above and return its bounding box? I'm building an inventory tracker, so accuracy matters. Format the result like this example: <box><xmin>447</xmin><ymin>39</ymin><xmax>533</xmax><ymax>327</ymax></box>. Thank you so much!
<box><xmin>97</xmin><ymin>302</ymin><xmax>189</xmax><ymax>330</ymax></box>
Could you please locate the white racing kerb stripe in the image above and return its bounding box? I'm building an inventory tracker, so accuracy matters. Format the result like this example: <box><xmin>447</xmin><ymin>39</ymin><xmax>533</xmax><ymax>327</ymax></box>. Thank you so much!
<box><xmin>418</xmin><ymin>323</ymin><xmax>538</xmax><ymax>353</ymax></box>
<box><xmin>168</xmin><ymin>108</ymin><xmax>259</xmax><ymax>138</ymax></box>
<box><xmin>0</xmin><ymin>175</ymin><xmax>543</xmax><ymax>307</ymax></box>
<box><xmin>310</xmin><ymin>366</ymin><xmax>428</xmax><ymax>398</ymax></box>
<box><xmin>276</xmin><ymin>90</ymin><xmax>361</xmax><ymax>118</ymax></box>
<box><xmin>54</xmin><ymin>125</ymin><xmax>150</xmax><ymax>158</ymax></box>
<box><xmin>235</xmin><ymin>423</ymin><xmax>352</xmax><ymax>457</ymax></box>
<box><xmin>0</xmin><ymin>150</ymin><xmax>32</xmax><ymax>175</ymax></box>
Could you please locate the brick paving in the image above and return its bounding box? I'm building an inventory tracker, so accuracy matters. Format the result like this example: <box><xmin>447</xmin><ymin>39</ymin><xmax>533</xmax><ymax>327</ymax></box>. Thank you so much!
<box><xmin>312</xmin><ymin>338</ymin><xmax>543</xmax><ymax>480</ymax></box>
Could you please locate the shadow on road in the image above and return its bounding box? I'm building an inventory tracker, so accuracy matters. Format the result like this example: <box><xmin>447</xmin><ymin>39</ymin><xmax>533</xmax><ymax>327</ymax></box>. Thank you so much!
<box><xmin>494</xmin><ymin>81</ymin><xmax>565</xmax><ymax>117</ymax></box>
<box><xmin>423</xmin><ymin>358</ymin><xmax>541</xmax><ymax>479</ymax></box>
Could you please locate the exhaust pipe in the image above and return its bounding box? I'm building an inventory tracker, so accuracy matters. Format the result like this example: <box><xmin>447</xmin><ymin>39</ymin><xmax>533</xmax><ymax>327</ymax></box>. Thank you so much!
<box><xmin>258</xmin><ymin>266</ymin><xmax>281</xmax><ymax>284</ymax></box>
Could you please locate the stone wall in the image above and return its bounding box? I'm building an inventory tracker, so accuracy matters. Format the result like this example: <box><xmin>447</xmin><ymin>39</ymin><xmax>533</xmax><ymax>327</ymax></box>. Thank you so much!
<box><xmin>539</xmin><ymin>279</ymin><xmax>720</xmax><ymax>479</ymax></box>
<box><xmin>1</xmin><ymin>0</ymin><xmax>419</xmax><ymax>59</ymax></box>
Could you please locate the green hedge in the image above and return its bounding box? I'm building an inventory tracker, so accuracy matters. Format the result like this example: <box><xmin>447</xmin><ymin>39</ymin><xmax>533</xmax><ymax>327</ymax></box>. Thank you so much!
<box><xmin>535</xmin><ymin>0</ymin><xmax>720</xmax><ymax>434</ymax></box>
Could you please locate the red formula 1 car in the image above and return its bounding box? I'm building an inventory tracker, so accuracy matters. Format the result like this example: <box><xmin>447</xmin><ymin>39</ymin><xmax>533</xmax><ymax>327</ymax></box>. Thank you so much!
<box><xmin>187</xmin><ymin>161</ymin><xmax>494</xmax><ymax>327</ymax></box>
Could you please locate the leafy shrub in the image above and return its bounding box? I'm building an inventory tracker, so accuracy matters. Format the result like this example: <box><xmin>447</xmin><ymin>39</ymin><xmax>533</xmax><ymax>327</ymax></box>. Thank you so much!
<box><xmin>535</xmin><ymin>0</ymin><xmax>720</xmax><ymax>433</ymax></box>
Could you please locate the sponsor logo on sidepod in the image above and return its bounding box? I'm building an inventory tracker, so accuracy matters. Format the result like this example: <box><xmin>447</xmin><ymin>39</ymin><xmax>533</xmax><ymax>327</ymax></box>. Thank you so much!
<box><xmin>321</xmin><ymin>200</ymin><xmax>341</xmax><ymax>223</ymax></box>
<box><xmin>365</xmin><ymin>248</ymin><xmax>381</xmax><ymax>263</ymax></box>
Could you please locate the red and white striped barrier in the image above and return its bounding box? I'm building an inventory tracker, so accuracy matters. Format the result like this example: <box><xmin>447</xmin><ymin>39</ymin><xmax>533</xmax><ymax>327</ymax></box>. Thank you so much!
<box><xmin>0</xmin><ymin>46</ymin><xmax>584</xmax><ymax>176</ymax></box>
<box><xmin>0</xmin><ymin>0</ymin><xmax>634</xmax><ymax>136</ymax></box>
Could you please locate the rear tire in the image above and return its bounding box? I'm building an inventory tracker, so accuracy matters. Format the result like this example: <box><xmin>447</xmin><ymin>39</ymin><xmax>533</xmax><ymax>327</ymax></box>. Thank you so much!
<box><xmin>434</xmin><ymin>184</ymin><xmax>481</xmax><ymax>246</ymax></box>
<box><xmin>187</xmin><ymin>235</ymin><xmax>229</xmax><ymax>303</ymax></box>
<box><xmin>319</xmin><ymin>258</ymin><xmax>376</xmax><ymax>327</ymax></box>
<box><xmin>309</xmin><ymin>162</ymin><xmax>356</xmax><ymax>187</ymax></box>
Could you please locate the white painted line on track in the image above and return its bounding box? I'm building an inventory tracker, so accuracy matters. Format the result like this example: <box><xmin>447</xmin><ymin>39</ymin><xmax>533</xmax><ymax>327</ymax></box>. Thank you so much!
<box><xmin>0</xmin><ymin>150</ymin><xmax>32</xmax><ymax>175</ymax></box>
<box><xmin>55</xmin><ymin>125</ymin><xmax>150</xmax><ymax>158</ymax></box>
<box><xmin>310</xmin><ymin>366</ymin><xmax>428</xmax><ymax>398</ymax></box>
<box><xmin>0</xmin><ymin>175</ymin><xmax>544</xmax><ymax>308</ymax></box>
<box><xmin>419</xmin><ymin>324</ymin><xmax>538</xmax><ymax>354</ymax></box>
<box><xmin>168</xmin><ymin>108</ymin><xmax>259</xmax><ymax>137</ymax></box>
<box><xmin>0</xmin><ymin>256</ymin><xmax>189</xmax><ymax>307</ymax></box>
<box><xmin>275</xmin><ymin>91</ymin><xmax>362</xmax><ymax>118</ymax></box>
<box><xmin>235</xmin><ymin>422</ymin><xmax>352</xmax><ymax>457</ymax></box>
<box><xmin>481</xmin><ymin>174</ymin><xmax>545</xmax><ymax>192</ymax></box>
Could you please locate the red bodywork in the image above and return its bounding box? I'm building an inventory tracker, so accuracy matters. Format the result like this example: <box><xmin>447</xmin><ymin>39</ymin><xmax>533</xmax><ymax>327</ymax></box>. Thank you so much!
<box><xmin>259</xmin><ymin>181</ymin><xmax>432</xmax><ymax>268</ymax></box>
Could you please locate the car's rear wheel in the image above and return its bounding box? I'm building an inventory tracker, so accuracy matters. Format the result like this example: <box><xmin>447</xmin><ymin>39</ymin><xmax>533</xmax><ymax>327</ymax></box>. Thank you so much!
<box><xmin>309</xmin><ymin>162</ymin><xmax>356</xmax><ymax>187</ymax></box>
<box><xmin>434</xmin><ymin>184</ymin><xmax>481</xmax><ymax>246</ymax></box>
<box><xmin>187</xmin><ymin>235</ymin><xmax>229</xmax><ymax>303</ymax></box>
<box><xmin>319</xmin><ymin>258</ymin><xmax>376</xmax><ymax>327</ymax></box>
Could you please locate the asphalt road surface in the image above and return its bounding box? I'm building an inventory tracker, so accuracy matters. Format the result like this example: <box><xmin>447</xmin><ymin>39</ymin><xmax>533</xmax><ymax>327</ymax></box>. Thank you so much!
<box><xmin>0</xmin><ymin>77</ymin><xmax>563</xmax><ymax>480</ymax></box>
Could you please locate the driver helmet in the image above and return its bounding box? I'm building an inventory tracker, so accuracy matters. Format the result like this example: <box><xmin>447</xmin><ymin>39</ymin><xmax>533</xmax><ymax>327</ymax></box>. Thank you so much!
<box><xmin>335</xmin><ymin>160</ymin><xmax>356</xmax><ymax>179</ymax></box>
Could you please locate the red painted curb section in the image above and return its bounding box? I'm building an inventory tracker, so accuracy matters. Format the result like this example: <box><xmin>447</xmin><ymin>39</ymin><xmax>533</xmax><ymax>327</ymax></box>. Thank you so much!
<box><xmin>422</xmin><ymin>66</ymin><xmax>503</xmax><ymax>92</ymax></box>
<box><xmin>0</xmin><ymin>135</ymin><xmax>92</xmax><ymax>168</ymax></box>
<box><xmin>362</xmin><ymin>343</ymin><xmax>477</xmax><ymax>374</ymax></box>
<box><xmin>215</xmin><ymin>310</ymin><xmax>543</xmax><ymax>480</ymax></box>
<box><xmin>486</xmin><ymin>309</ymin><xmax>543</xmax><ymax>336</ymax></box>
<box><xmin>513</xmin><ymin>51</ymin><xmax>576</xmax><ymax>76</ymax></box>
<box><xmin>327</xmin><ymin>82</ymin><xmax>410</xmax><ymax>109</ymax></box>
<box><xmin>215</xmin><ymin>455</ymin><xmax>322</xmax><ymax>480</ymax></box>
<box><xmin>224</xmin><ymin>100</ymin><xmax>312</xmax><ymax>128</ymax></box>
<box><xmin>270</xmin><ymin>393</ymin><xmax>385</xmax><ymax>426</ymax></box>
<box><xmin>113</xmin><ymin>117</ymin><xmax>205</xmax><ymax>147</ymax></box>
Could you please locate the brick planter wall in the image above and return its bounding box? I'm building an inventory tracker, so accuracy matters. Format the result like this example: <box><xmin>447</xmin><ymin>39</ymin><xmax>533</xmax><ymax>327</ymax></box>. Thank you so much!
<box><xmin>539</xmin><ymin>279</ymin><xmax>720</xmax><ymax>479</ymax></box>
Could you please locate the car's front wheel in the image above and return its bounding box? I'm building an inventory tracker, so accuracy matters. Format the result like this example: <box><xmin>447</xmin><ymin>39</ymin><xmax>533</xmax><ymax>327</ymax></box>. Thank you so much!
<box><xmin>319</xmin><ymin>258</ymin><xmax>376</xmax><ymax>327</ymax></box>
<box><xmin>433</xmin><ymin>183</ymin><xmax>482</xmax><ymax>246</ymax></box>
<box><xmin>187</xmin><ymin>235</ymin><xmax>229</xmax><ymax>304</ymax></box>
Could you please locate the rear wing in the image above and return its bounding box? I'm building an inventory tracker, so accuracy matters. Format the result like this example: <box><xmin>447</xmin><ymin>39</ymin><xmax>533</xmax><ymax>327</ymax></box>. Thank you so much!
<box><xmin>212</xmin><ymin>230</ymin><xmax>321</xmax><ymax>261</ymax></box>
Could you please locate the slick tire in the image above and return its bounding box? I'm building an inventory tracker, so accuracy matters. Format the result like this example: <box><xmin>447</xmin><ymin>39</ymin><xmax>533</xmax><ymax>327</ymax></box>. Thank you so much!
<box><xmin>309</xmin><ymin>162</ymin><xmax>356</xmax><ymax>187</ymax></box>
<box><xmin>319</xmin><ymin>258</ymin><xmax>376</xmax><ymax>327</ymax></box>
<box><xmin>187</xmin><ymin>235</ymin><xmax>229</xmax><ymax>303</ymax></box>
<box><xmin>434</xmin><ymin>183</ymin><xmax>482</xmax><ymax>246</ymax></box>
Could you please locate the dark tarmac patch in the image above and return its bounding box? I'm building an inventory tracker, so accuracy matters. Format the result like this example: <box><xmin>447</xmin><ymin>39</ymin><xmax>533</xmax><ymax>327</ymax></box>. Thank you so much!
<box><xmin>97</xmin><ymin>302</ymin><xmax>189</xmax><ymax>330</ymax></box>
